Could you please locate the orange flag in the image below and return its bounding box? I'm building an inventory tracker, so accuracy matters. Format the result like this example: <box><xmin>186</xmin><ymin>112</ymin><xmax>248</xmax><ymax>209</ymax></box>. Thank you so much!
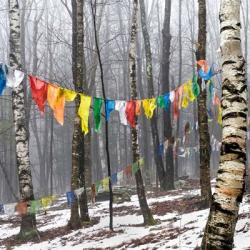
<box><xmin>47</xmin><ymin>84</ymin><xmax>65</xmax><ymax>125</ymax></box>
<box><xmin>197</xmin><ymin>60</ymin><xmax>209</xmax><ymax>73</ymax></box>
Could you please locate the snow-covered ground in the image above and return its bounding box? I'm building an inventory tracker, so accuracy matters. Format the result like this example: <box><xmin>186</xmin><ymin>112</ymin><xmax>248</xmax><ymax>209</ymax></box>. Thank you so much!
<box><xmin>1</xmin><ymin>188</ymin><xmax>250</xmax><ymax>250</ymax></box>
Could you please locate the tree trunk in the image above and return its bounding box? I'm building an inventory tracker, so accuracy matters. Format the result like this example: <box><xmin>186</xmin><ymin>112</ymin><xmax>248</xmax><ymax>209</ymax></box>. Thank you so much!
<box><xmin>129</xmin><ymin>0</ymin><xmax>155</xmax><ymax>226</ymax></box>
<box><xmin>8</xmin><ymin>0</ymin><xmax>37</xmax><ymax>240</ymax></box>
<box><xmin>69</xmin><ymin>0</ymin><xmax>90</xmax><ymax>228</ymax></box>
<box><xmin>202</xmin><ymin>0</ymin><xmax>247</xmax><ymax>248</ymax></box>
<box><xmin>161</xmin><ymin>0</ymin><xmax>174</xmax><ymax>190</ymax></box>
<box><xmin>139</xmin><ymin>0</ymin><xmax>167</xmax><ymax>190</ymax></box>
<box><xmin>196</xmin><ymin>0</ymin><xmax>212</xmax><ymax>208</ymax></box>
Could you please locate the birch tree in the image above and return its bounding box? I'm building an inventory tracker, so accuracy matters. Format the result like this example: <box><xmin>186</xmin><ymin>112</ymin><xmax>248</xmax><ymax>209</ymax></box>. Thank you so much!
<box><xmin>129</xmin><ymin>0</ymin><xmax>155</xmax><ymax>226</ymax></box>
<box><xmin>202</xmin><ymin>0</ymin><xmax>247</xmax><ymax>248</ymax></box>
<box><xmin>9</xmin><ymin>0</ymin><xmax>37</xmax><ymax>239</ymax></box>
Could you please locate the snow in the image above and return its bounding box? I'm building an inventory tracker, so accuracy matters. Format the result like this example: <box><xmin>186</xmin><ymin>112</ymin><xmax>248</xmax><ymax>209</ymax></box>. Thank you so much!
<box><xmin>1</xmin><ymin>189</ymin><xmax>250</xmax><ymax>250</ymax></box>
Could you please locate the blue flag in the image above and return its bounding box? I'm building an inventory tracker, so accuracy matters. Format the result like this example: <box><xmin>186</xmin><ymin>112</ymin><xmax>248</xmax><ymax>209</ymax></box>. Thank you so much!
<box><xmin>66</xmin><ymin>191</ymin><xmax>76</xmax><ymax>207</ymax></box>
<box><xmin>0</xmin><ymin>64</ymin><xmax>7</xmax><ymax>95</ymax></box>
<box><xmin>199</xmin><ymin>67</ymin><xmax>213</xmax><ymax>80</ymax></box>
<box><xmin>105</xmin><ymin>100</ymin><xmax>115</xmax><ymax>121</ymax></box>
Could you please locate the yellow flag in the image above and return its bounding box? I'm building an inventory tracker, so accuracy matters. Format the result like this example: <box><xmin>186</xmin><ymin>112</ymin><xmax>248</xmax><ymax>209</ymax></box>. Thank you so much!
<box><xmin>40</xmin><ymin>196</ymin><xmax>54</xmax><ymax>208</ymax></box>
<box><xmin>102</xmin><ymin>177</ymin><xmax>110</xmax><ymax>191</ymax></box>
<box><xmin>182</xmin><ymin>95</ymin><xmax>189</xmax><ymax>109</ymax></box>
<box><xmin>187</xmin><ymin>80</ymin><xmax>196</xmax><ymax>102</ymax></box>
<box><xmin>63</xmin><ymin>89</ymin><xmax>77</xmax><ymax>102</ymax></box>
<box><xmin>78</xmin><ymin>94</ymin><xmax>91</xmax><ymax>135</ymax></box>
<box><xmin>142</xmin><ymin>98</ymin><xmax>156</xmax><ymax>119</ymax></box>
<box><xmin>218</xmin><ymin>105</ymin><xmax>222</xmax><ymax>125</ymax></box>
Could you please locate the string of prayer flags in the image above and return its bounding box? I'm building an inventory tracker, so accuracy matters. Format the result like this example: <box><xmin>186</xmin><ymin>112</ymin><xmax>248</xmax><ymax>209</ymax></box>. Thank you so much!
<box><xmin>143</xmin><ymin>98</ymin><xmax>157</xmax><ymax>119</ymax></box>
<box><xmin>29</xmin><ymin>75</ymin><xmax>48</xmax><ymax>113</ymax></box>
<box><xmin>0</xmin><ymin>64</ymin><xmax>7</xmax><ymax>95</ymax></box>
<box><xmin>125</xmin><ymin>100</ymin><xmax>136</xmax><ymax>128</ymax></box>
<box><xmin>192</xmin><ymin>76</ymin><xmax>200</xmax><ymax>97</ymax></box>
<box><xmin>6</xmin><ymin>68</ymin><xmax>24</xmax><ymax>88</ymax></box>
<box><xmin>105</xmin><ymin>100</ymin><xmax>115</xmax><ymax>121</ymax></box>
<box><xmin>94</xmin><ymin>97</ymin><xmax>104</xmax><ymax>132</ymax></box>
<box><xmin>15</xmin><ymin>201</ymin><xmax>28</xmax><ymax>215</ymax></box>
<box><xmin>66</xmin><ymin>191</ymin><xmax>76</xmax><ymax>206</ymax></box>
<box><xmin>28</xmin><ymin>200</ymin><xmax>41</xmax><ymax>214</ymax></box>
<box><xmin>78</xmin><ymin>94</ymin><xmax>92</xmax><ymax>134</ymax></box>
<box><xmin>47</xmin><ymin>84</ymin><xmax>65</xmax><ymax>125</ymax></box>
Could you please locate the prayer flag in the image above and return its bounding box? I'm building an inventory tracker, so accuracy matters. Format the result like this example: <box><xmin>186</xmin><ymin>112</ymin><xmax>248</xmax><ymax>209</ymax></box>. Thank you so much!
<box><xmin>29</xmin><ymin>75</ymin><xmax>48</xmax><ymax>113</ymax></box>
<box><xmin>102</xmin><ymin>177</ymin><xmax>110</xmax><ymax>191</ymax></box>
<box><xmin>132</xmin><ymin>162</ymin><xmax>140</xmax><ymax>175</ymax></box>
<box><xmin>197</xmin><ymin>60</ymin><xmax>209</xmax><ymax>73</ymax></box>
<box><xmin>93</xmin><ymin>97</ymin><xmax>104</xmax><ymax>132</ymax></box>
<box><xmin>15</xmin><ymin>202</ymin><xmax>28</xmax><ymax>215</ymax></box>
<box><xmin>6</xmin><ymin>68</ymin><xmax>24</xmax><ymax>88</ymax></box>
<box><xmin>66</xmin><ymin>191</ymin><xmax>76</xmax><ymax>206</ymax></box>
<box><xmin>125</xmin><ymin>100</ymin><xmax>136</xmax><ymax>128</ymax></box>
<box><xmin>4</xmin><ymin>203</ymin><xmax>16</xmax><ymax>215</ymax></box>
<box><xmin>74</xmin><ymin>187</ymin><xmax>85</xmax><ymax>198</ymax></box>
<box><xmin>192</xmin><ymin>75</ymin><xmax>200</xmax><ymax>97</ymax></box>
<box><xmin>78</xmin><ymin>94</ymin><xmax>92</xmax><ymax>134</ymax></box>
<box><xmin>105</xmin><ymin>100</ymin><xmax>115</xmax><ymax>121</ymax></box>
<box><xmin>111</xmin><ymin>173</ymin><xmax>118</xmax><ymax>185</ymax></box>
<box><xmin>135</xmin><ymin>100</ymin><xmax>142</xmax><ymax>116</ymax></box>
<box><xmin>0</xmin><ymin>64</ymin><xmax>7</xmax><ymax>95</ymax></box>
<box><xmin>142</xmin><ymin>98</ymin><xmax>156</xmax><ymax>119</ymax></box>
<box><xmin>28</xmin><ymin>200</ymin><xmax>41</xmax><ymax>214</ymax></box>
<box><xmin>115</xmin><ymin>100</ymin><xmax>128</xmax><ymax>125</ymax></box>
<box><xmin>47</xmin><ymin>84</ymin><xmax>65</xmax><ymax>125</ymax></box>
<box><xmin>0</xmin><ymin>204</ymin><xmax>4</xmax><ymax>214</ymax></box>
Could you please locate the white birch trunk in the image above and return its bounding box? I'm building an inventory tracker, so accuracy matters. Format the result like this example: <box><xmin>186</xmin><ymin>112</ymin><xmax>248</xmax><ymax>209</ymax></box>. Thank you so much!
<box><xmin>202</xmin><ymin>0</ymin><xmax>247</xmax><ymax>248</ymax></box>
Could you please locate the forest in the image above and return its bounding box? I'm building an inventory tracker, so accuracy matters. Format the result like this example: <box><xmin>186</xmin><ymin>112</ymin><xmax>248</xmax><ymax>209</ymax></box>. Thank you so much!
<box><xmin>0</xmin><ymin>0</ymin><xmax>249</xmax><ymax>249</ymax></box>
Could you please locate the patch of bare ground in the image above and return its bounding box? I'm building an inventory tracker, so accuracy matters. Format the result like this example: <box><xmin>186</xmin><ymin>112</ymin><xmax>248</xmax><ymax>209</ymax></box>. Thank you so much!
<box><xmin>0</xmin><ymin>217</ymin><xmax>100</xmax><ymax>249</ymax></box>
<box><xmin>107</xmin><ymin>227</ymin><xmax>195</xmax><ymax>250</ymax></box>
<box><xmin>151</xmin><ymin>196</ymin><xmax>204</xmax><ymax>216</ymax></box>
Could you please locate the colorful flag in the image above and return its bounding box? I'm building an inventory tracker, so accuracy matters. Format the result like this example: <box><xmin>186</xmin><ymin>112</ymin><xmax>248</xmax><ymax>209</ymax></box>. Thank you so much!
<box><xmin>78</xmin><ymin>94</ymin><xmax>92</xmax><ymax>134</ymax></box>
<box><xmin>15</xmin><ymin>201</ymin><xmax>28</xmax><ymax>215</ymax></box>
<box><xmin>105</xmin><ymin>100</ymin><xmax>115</xmax><ymax>121</ymax></box>
<box><xmin>125</xmin><ymin>100</ymin><xmax>136</xmax><ymax>128</ymax></box>
<box><xmin>28</xmin><ymin>200</ymin><xmax>41</xmax><ymax>214</ymax></box>
<box><xmin>93</xmin><ymin>97</ymin><xmax>104</xmax><ymax>132</ymax></box>
<box><xmin>132</xmin><ymin>162</ymin><xmax>140</xmax><ymax>175</ymax></box>
<box><xmin>0</xmin><ymin>64</ymin><xmax>7</xmax><ymax>95</ymax></box>
<box><xmin>111</xmin><ymin>173</ymin><xmax>118</xmax><ymax>185</ymax></box>
<box><xmin>197</xmin><ymin>60</ymin><xmax>209</xmax><ymax>73</ymax></box>
<box><xmin>192</xmin><ymin>75</ymin><xmax>200</xmax><ymax>97</ymax></box>
<box><xmin>29</xmin><ymin>75</ymin><xmax>48</xmax><ymax>113</ymax></box>
<box><xmin>135</xmin><ymin>100</ymin><xmax>142</xmax><ymax>116</ymax></box>
<box><xmin>66</xmin><ymin>191</ymin><xmax>76</xmax><ymax>206</ymax></box>
<box><xmin>6</xmin><ymin>68</ymin><xmax>24</xmax><ymax>88</ymax></box>
<box><xmin>142</xmin><ymin>98</ymin><xmax>157</xmax><ymax>119</ymax></box>
<box><xmin>115</xmin><ymin>100</ymin><xmax>128</xmax><ymax>125</ymax></box>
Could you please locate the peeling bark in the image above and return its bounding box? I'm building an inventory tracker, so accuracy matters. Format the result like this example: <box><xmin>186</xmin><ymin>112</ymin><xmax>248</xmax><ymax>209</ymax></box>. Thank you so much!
<box><xmin>202</xmin><ymin>0</ymin><xmax>247</xmax><ymax>248</ymax></box>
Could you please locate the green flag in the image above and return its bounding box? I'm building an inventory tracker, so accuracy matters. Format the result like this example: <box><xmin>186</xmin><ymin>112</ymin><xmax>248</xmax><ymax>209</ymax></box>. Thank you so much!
<box><xmin>192</xmin><ymin>75</ymin><xmax>200</xmax><ymax>97</ymax></box>
<box><xmin>94</xmin><ymin>97</ymin><xmax>104</xmax><ymax>132</ymax></box>
<box><xmin>157</xmin><ymin>95</ymin><xmax>165</xmax><ymax>108</ymax></box>
<box><xmin>132</xmin><ymin>162</ymin><xmax>140</xmax><ymax>175</ymax></box>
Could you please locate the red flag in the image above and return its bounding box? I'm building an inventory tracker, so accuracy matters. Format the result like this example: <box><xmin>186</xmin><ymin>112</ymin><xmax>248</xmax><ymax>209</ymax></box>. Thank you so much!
<box><xmin>197</xmin><ymin>60</ymin><xmax>209</xmax><ymax>73</ymax></box>
<box><xmin>173</xmin><ymin>89</ymin><xmax>179</xmax><ymax>121</ymax></box>
<box><xmin>29</xmin><ymin>75</ymin><xmax>48</xmax><ymax>113</ymax></box>
<box><xmin>125</xmin><ymin>100</ymin><xmax>136</xmax><ymax>128</ymax></box>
